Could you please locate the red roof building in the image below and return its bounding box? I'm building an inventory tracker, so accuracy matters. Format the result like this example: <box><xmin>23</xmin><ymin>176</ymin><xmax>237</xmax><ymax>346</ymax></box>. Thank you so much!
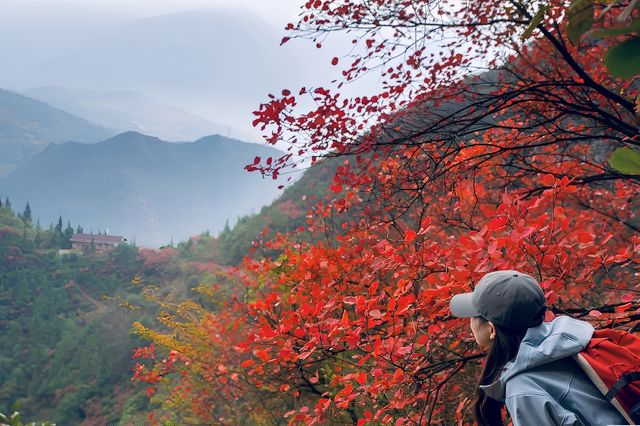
<box><xmin>70</xmin><ymin>233</ymin><xmax>125</xmax><ymax>251</ymax></box>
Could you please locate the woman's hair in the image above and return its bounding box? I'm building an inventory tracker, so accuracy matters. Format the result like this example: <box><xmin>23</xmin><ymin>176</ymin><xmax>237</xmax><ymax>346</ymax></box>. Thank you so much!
<box><xmin>473</xmin><ymin>318</ymin><xmax>529</xmax><ymax>426</ymax></box>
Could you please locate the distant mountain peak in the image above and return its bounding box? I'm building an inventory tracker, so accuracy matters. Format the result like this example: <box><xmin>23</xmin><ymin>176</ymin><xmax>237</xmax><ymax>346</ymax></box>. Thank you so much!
<box><xmin>102</xmin><ymin>131</ymin><xmax>162</xmax><ymax>144</ymax></box>
<box><xmin>0</xmin><ymin>131</ymin><xmax>284</xmax><ymax>247</ymax></box>
<box><xmin>0</xmin><ymin>88</ymin><xmax>115</xmax><ymax>176</ymax></box>
<box><xmin>22</xmin><ymin>86</ymin><xmax>234</xmax><ymax>142</ymax></box>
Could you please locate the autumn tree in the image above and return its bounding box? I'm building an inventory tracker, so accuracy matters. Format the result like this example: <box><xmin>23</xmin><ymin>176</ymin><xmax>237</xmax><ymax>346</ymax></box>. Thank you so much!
<box><xmin>135</xmin><ymin>0</ymin><xmax>640</xmax><ymax>424</ymax></box>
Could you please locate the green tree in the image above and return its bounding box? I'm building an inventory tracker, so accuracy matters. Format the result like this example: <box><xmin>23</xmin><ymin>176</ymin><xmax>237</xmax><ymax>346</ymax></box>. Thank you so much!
<box><xmin>61</xmin><ymin>222</ymin><xmax>74</xmax><ymax>249</ymax></box>
<box><xmin>34</xmin><ymin>224</ymin><xmax>42</xmax><ymax>248</ymax></box>
<box><xmin>22</xmin><ymin>203</ymin><xmax>32</xmax><ymax>225</ymax></box>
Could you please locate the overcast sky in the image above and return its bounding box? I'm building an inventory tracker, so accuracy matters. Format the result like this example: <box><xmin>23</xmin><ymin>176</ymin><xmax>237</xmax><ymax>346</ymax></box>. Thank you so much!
<box><xmin>0</xmin><ymin>0</ymin><xmax>375</xmax><ymax>143</ymax></box>
<box><xmin>1</xmin><ymin>0</ymin><xmax>303</xmax><ymax>28</ymax></box>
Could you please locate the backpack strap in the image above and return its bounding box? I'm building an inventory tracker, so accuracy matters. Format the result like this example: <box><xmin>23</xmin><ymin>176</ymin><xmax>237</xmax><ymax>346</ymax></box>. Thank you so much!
<box><xmin>574</xmin><ymin>353</ymin><xmax>635</xmax><ymax>425</ymax></box>
<box><xmin>605</xmin><ymin>372</ymin><xmax>640</xmax><ymax>400</ymax></box>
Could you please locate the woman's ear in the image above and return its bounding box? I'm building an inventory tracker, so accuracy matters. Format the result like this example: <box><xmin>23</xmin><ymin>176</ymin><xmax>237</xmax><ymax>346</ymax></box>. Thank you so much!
<box><xmin>487</xmin><ymin>321</ymin><xmax>496</xmax><ymax>341</ymax></box>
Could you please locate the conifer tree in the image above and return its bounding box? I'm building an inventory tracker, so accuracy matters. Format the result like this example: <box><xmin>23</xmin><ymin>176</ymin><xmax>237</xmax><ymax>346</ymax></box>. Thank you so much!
<box><xmin>55</xmin><ymin>217</ymin><xmax>63</xmax><ymax>235</ymax></box>
<box><xmin>54</xmin><ymin>217</ymin><xmax>64</xmax><ymax>248</ymax></box>
<box><xmin>22</xmin><ymin>202</ymin><xmax>32</xmax><ymax>224</ymax></box>
<box><xmin>34</xmin><ymin>221</ymin><xmax>42</xmax><ymax>247</ymax></box>
<box><xmin>62</xmin><ymin>221</ymin><xmax>74</xmax><ymax>249</ymax></box>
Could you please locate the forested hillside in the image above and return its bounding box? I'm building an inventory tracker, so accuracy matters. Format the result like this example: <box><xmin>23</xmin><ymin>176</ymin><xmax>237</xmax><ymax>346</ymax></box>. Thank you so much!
<box><xmin>0</xmin><ymin>200</ymin><xmax>245</xmax><ymax>424</ymax></box>
<box><xmin>0</xmin><ymin>202</ymin><xmax>147</xmax><ymax>424</ymax></box>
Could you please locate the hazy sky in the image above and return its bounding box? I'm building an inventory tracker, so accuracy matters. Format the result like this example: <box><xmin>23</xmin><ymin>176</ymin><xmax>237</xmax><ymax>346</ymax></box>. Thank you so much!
<box><xmin>0</xmin><ymin>0</ymin><xmax>373</xmax><ymax>142</ymax></box>
<box><xmin>120</xmin><ymin>0</ymin><xmax>303</xmax><ymax>24</ymax></box>
<box><xmin>1</xmin><ymin>0</ymin><xmax>304</xmax><ymax>31</ymax></box>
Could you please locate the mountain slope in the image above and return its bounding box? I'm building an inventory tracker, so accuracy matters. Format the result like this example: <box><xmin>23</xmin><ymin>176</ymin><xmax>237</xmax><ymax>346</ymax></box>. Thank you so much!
<box><xmin>0</xmin><ymin>89</ymin><xmax>114</xmax><ymax>176</ymax></box>
<box><xmin>22</xmin><ymin>86</ymin><xmax>240</xmax><ymax>142</ymax></box>
<box><xmin>0</xmin><ymin>132</ymin><xmax>283</xmax><ymax>247</ymax></box>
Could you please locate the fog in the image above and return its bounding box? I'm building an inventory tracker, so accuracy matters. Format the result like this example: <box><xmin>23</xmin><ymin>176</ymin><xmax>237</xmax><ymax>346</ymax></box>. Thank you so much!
<box><xmin>0</xmin><ymin>0</ymin><xmax>373</xmax><ymax>143</ymax></box>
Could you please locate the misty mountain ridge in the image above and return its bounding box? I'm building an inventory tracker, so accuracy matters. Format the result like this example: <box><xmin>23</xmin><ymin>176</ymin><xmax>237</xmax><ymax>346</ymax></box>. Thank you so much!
<box><xmin>0</xmin><ymin>131</ymin><xmax>284</xmax><ymax>247</ymax></box>
<box><xmin>0</xmin><ymin>6</ymin><xmax>344</xmax><ymax>139</ymax></box>
<box><xmin>0</xmin><ymin>88</ymin><xmax>114</xmax><ymax>176</ymax></box>
<box><xmin>22</xmin><ymin>86</ymin><xmax>252</xmax><ymax>142</ymax></box>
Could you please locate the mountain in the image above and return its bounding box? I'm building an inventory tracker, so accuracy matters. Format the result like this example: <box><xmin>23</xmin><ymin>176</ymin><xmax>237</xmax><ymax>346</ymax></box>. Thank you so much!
<box><xmin>0</xmin><ymin>89</ymin><xmax>114</xmax><ymax>176</ymax></box>
<box><xmin>22</xmin><ymin>86</ymin><xmax>245</xmax><ymax>142</ymax></box>
<box><xmin>0</xmin><ymin>132</ymin><xmax>283</xmax><ymax>247</ymax></box>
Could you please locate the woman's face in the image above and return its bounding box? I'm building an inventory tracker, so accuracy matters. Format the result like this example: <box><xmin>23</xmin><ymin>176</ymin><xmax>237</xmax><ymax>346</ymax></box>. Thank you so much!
<box><xmin>470</xmin><ymin>317</ymin><xmax>495</xmax><ymax>349</ymax></box>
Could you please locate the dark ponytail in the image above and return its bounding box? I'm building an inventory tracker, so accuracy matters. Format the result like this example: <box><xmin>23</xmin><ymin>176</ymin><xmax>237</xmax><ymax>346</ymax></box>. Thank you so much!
<box><xmin>473</xmin><ymin>318</ymin><xmax>528</xmax><ymax>426</ymax></box>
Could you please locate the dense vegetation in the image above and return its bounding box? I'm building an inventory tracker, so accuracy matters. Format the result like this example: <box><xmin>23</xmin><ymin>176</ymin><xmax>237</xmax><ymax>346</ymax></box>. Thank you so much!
<box><xmin>0</xmin><ymin>156</ymin><xmax>336</xmax><ymax>423</ymax></box>
<box><xmin>134</xmin><ymin>0</ymin><xmax>640</xmax><ymax>424</ymax></box>
<box><xmin>2</xmin><ymin>0</ymin><xmax>640</xmax><ymax>424</ymax></box>
<box><xmin>0</xmin><ymin>186</ymin><xmax>326</xmax><ymax>424</ymax></box>
<box><xmin>0</xmin><ymin>201</ymin><xmax>151</xmax><ymax>424</ymax></box>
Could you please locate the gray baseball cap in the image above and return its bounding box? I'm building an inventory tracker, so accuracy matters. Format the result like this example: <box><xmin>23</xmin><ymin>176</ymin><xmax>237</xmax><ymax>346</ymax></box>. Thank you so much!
<box><xmin>450</xmin><ymin>270</ymin><xmax>547</xmax><ymax>329</ymax></box>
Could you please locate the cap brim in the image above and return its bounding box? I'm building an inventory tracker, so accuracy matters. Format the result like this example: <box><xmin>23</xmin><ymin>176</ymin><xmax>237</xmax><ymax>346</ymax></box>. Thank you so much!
<box><xmin>450</xmin><ymin>293</ymin><xmax>480</xmax><ymax>318</ymax></box>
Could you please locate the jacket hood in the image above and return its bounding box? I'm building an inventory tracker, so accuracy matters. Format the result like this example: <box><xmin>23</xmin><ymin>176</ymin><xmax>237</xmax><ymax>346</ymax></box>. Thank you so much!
<box><xmin>480</xmin><ymin>316</ymin><xmax>594</xmax><ymax>401</ymax></box>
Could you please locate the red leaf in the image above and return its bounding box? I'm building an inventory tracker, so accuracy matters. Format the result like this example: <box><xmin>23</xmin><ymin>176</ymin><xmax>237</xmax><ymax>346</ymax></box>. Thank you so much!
<box><xmin>404</xmin><ymin>229</ymin><xmax>416</xmax><ymax>242</ymax></box>
<box><xmin>577</xmin><ymin>233</ymin><xmax>593</xmax><ymax>243</ymax></box>
<box><xmin>261</xmin><ymin>324</ymin><xmax>276</xmax><ymax>339</ymax></box>
<box><xmin>240</xmin><ymin>359</ymin><xmax>255</xmax><ymax>368</ymax></box>
<box><xmin>316</xmin><ymin>398</ymin><xmax>331</xmax><ymax>412</ymax></box>
<box><xmin>356</xmin><ymin>371</ymin><xmax>367</xmax><ymax>385</ymax></box>
<box><xmin>255</xmin><ymin>349</ymin><xmax>270</xmax><ymax>362</ymax></box>
<box><xmin>341</xmin><ymin>309</ymin><xmax>350</xmax><ymax>326</ymax></box>
<box><xmin>621</xmin><ymin>293</ymin><xmax>635</xmax><ymax>303</ymax></box>
<box><xmin>541</xmin><ymin>174</ymin><xmax>555</xmax><ymax>186</ymax></box>
<box><xmin>615</xmin><ymin>302</ymin><xmax>632</xmax><ymax>313</ymax></box>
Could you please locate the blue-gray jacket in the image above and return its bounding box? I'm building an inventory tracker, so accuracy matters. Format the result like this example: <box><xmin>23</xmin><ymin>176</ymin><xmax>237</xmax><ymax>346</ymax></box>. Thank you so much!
<box><xmin>480</xmin><ymin>316</ymin><xmax>628</xmax><ymax>425</ymax></box>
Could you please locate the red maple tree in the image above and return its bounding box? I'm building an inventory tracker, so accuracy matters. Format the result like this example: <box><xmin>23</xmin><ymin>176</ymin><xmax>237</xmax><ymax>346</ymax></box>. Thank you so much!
<box><xmin>134</xmin><ymin>1</ymin><xmax>640</xmax><ymax>424</ymax></box>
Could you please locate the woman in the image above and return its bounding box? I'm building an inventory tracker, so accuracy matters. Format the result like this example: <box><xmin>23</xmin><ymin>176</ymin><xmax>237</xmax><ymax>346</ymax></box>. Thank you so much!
<box><xmin>449</xmin><ymin>270</ymin><xmax>627</xmax><ymax>426</ymax></box>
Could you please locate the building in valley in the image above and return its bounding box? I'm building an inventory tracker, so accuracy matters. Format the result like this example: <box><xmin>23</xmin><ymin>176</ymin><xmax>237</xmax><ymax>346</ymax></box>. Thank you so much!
<box><xmin>69</xmin><ymin>233</ymin><xmax>125</xmax><ymax>252</ymax></box>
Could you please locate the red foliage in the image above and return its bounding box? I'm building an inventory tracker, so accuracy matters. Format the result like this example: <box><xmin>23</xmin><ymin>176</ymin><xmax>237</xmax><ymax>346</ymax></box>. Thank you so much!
<box><xmin>134</xmin><ymin>0</ymin><xmax>640</xmax><ymax>423</ymax></box>
<box><xmin>139</xmin><ymin>247</ymin><xmax>178</xmax><ymax>269</ymax></box>
<box><xmin>188</xmin><ymin>261</ymin><xmax>222</xmax><ymax>275</ymax></box>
